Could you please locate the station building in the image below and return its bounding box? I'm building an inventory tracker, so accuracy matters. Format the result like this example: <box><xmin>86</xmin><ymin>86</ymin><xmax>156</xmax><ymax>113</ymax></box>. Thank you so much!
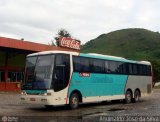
<box><xmin>0</xmin><ymin>37</ymin><xmax>77</xmax><ymax>92</ymax></box>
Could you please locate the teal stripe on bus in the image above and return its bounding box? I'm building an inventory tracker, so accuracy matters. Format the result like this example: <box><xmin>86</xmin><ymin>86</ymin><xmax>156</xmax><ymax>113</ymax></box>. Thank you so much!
<box><xmin>25</xmin><ymin>90</ymin><xmax>47</xmax><ymax>94</ymax></box>
<box><xmin>68</xmin><ymin>72</ymin><xmax>128</xmax><ymax>97</ymax></box>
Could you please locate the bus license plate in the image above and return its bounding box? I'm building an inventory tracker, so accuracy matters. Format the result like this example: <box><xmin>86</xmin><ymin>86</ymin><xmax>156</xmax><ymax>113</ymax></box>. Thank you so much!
<box><xmin>30</xmin><ymin>98</ymin><xmax>36</xmax><ymax>101</ymax></box>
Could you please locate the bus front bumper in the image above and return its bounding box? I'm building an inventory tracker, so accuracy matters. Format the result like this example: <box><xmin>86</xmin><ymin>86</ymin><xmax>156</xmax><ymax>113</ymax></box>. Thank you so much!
<box><xmin>20</xmin><ymin>95</ymin><xmax>53</xmax><ymax>105</ymax></box>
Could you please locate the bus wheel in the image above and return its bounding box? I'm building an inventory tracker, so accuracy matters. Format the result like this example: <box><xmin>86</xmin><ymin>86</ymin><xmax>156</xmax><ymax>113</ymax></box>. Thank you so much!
<box><xmin>125</xmin><ymin>90</ymin><xmax>132</xmax><ymax>104</ymax></box>
<box><xmin>133</xmin><ymin>90</ymin><xmax>140</xmax><ymax>102</ymax></box>
<box><xmin>69</xmin><ymin>93</ymin><xmax>79</xmax><ymax>109</ymax></box>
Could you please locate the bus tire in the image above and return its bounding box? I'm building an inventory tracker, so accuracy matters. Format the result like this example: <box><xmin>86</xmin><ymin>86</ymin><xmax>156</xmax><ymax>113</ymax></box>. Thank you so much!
<box><xmin>69</xmin><ymin>93</ymin><xmax>79</xmax><ymax>109</ymax></box>
<box><xmin>125</xmin><ymin>90</ymin><xmax>132</xmax><ymax>104</ymax></box>
<box><xmin>133</xmin><ymin>90</ymin><xmax>140</xmax><ymax>103</ymax></box>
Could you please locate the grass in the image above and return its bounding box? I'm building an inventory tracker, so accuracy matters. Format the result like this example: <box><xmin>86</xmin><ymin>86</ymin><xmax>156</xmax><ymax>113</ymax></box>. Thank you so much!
<box><xmin>81</xmin><ymin>28</ymin><xmax>160</xmax><ymax>61</ymax></box>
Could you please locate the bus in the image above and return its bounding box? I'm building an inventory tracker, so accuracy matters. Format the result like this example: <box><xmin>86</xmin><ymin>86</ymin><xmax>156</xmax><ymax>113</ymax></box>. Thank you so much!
<box><xmin>21</xmin><ymin>50</ymin><xmax>153</xmax><ymax>109</ymax></box>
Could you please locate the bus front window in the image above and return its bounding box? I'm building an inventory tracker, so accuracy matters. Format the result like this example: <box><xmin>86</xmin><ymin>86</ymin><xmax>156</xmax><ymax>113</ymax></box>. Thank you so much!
<box><xmin>24</xmin><ymin>55</ymin><xmax>55</xmax><ymax>90</ymax></box>
<box><xmin>24</xmin><ymin>56</ymin><xmax>37</xmax><ymax>89</ymax></box>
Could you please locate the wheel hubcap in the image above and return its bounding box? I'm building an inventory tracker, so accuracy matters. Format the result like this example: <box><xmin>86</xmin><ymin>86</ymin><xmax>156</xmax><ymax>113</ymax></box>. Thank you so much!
<box><xmin>135</xmin><ymin>92</ymin><xmax>139</xmax><ymax>101</ymax></box>
<box><xmin>127</xmin><ymin>93</ymin><xmax>131</xmax><ymax>101</ymax></box>
<box><xmin>72</xmin><ymin>97</ymin><xmax>78</xmax><ymax>105</ymax></box>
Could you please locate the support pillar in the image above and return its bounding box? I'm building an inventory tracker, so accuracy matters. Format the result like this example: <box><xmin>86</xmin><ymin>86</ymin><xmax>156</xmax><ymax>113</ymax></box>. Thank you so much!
<box><xmin>5</xmin><ymin>52</ymin><xmax>8</xmax><ymax>82</ymax></box>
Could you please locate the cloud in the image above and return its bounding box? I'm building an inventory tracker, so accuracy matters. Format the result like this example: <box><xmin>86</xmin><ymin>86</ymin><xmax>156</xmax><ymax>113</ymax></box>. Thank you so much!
<box><xmin>0</xmin><ymin>0</ymin><xmax>160</xmax><ymax>44</ymax></box>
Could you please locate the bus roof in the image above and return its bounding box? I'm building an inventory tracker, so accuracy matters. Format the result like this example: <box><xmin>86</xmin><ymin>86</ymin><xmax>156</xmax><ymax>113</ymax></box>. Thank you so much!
<box><xmin>27</xmin><ymin>51</ymin><xmax>151</xmax><ymax>65</ymax></box>
<box><xmin>27</xmin><ymin>50</ymin><xmax>79</xmax><ymax>57</ymax></box>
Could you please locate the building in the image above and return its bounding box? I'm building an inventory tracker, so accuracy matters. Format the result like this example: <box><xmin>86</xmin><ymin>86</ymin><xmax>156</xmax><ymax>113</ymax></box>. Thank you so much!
<box><xmin>0</xmin><ymin>37</ymin><xmax>78</xmax><ymax>92</ymax></box>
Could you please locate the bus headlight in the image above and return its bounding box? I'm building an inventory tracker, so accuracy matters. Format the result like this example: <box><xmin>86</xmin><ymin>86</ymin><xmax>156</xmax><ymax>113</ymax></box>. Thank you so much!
<box><xmin>21</xmin><ymin>90</ymin><xmax>27</xmax><ymax>95</ymax></box>
<box><xmin>43</xmin><ymin>93</ymin><xmax>52</xmax><ymax>96</ymax></box>
<box><xmin>43</xmin><ymin>93</ymin><xmax>47</xmax><ymax>96</ymax></box>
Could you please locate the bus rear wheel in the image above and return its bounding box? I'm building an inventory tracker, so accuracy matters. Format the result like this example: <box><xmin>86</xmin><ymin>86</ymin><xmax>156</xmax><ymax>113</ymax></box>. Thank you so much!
<box><xmin>133</xmin><ymin>90</ymin><xmax>140</xmax><ymax>102</ymax></box>
<box><xmin>69</xmin><ymin>93</ymin><xmax>79</xmax><ymax>109</ymax></box>
<box><xmin>125</xmin><ymin>90</ymin><xmax>132</xmax><ymax>104</ymax></box>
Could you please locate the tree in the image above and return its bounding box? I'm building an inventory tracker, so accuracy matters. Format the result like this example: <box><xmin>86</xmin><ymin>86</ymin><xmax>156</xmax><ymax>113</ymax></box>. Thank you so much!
<box><xmin>54</xmin><ymin>29</ymin><xmax>72</xmax><ymax>46</ymax></box>
<box><xmin>149</xmin><ymin>59</ymin><xmax>160</xmax><ymax>83</ymax></box>
<box><xmin>48</xmin><ymin>39</ymin><xmax>55</xmax><ymax>46</ymax></box>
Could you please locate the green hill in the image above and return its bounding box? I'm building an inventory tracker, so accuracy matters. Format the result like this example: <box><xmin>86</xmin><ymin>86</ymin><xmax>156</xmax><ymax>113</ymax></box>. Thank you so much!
<box><xmin>82</xmin><ymin>28</ymin><xmax>160</xmax><ymax>61</ymax></box>
<box><xmin>81</xmin><ymin>28</ymin><xmax>160</xmax><ymax>82</ymax></box>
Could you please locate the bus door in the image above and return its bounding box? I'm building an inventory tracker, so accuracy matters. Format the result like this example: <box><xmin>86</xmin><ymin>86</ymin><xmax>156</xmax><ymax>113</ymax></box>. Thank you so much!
<box><xmin>52</xmin><ymin>54</ymin><xmax>70</xmax><ymax>92</ymax></box>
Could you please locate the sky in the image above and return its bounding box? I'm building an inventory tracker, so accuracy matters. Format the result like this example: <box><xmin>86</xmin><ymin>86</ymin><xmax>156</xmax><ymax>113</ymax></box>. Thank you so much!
<box><xmin>0</xmin><ymin>0</ymin><xmax>160</xmax><ymax>44</ymax></box>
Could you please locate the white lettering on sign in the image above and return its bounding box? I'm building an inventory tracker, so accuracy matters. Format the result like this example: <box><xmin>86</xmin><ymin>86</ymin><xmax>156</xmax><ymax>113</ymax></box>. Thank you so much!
<box><xmin>59</xmin><ymin>37</ymin><xmax>81</xmax><ymax>50</ymax></box>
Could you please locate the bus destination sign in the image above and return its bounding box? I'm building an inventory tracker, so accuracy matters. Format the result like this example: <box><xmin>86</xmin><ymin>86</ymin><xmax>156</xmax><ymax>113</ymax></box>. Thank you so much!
<box><xmin>59</xmin><ymin>37</ymin><xmax>81</xmax><ymax>50</ymax></box>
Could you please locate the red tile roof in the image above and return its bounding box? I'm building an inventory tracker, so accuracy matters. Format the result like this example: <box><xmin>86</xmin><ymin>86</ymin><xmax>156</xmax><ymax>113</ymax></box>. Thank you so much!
<box><xmin>0</xmin><ymin>37</ymin><xmax>78</xmax><ymax>52</ymax></box>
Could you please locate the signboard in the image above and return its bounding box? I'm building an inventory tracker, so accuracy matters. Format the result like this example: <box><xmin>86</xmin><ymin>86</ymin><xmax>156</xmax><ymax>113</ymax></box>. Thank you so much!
<box><xmin>59</xmin><ymin>37</ymin><xmax>81</xmax><ymax>50</ymax></box>
<box><xmin>80</xmin><ymin>73</ymin><xmax>90</xmax><ymax>77</ymax></box>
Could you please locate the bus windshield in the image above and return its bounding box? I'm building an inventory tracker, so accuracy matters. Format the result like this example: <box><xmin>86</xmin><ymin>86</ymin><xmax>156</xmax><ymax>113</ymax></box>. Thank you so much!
<box><xmin>24</xmin><ymin>55</ymin><xmax>55</xmax><ymax>90</ymax></box>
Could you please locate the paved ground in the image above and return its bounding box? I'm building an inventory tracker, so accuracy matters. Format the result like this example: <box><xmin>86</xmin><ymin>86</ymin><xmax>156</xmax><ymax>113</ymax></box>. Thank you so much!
<box><xmin>0</xmin><ymin>89</ymin><xmax>160</xmax><ymax>122</ymax></box>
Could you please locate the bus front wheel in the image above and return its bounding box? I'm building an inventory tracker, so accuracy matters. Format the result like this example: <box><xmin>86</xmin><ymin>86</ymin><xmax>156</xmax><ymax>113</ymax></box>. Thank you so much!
<box><xmin>125</xmin><ymin>90</ymin><xmax>132</xmax><ymax>104</ymax></box>
<box><xmin>69</xmin><ymin>93</ymin><xmax>79</xmax><ymax>109</ymax></box>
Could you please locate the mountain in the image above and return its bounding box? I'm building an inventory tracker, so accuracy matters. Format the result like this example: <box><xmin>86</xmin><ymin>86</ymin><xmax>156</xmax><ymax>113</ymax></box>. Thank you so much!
<box><xmin>81</xmin><ymin>28</ymin><xmax>160</xmax><ymax>61</ymax></box>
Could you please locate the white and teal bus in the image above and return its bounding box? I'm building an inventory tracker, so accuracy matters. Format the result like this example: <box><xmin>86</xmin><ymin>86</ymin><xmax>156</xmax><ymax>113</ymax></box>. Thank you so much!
<box><xmin>21</xmin><ymin>51</ymin><xmax>153</xmax><ymax>109</ymax></box>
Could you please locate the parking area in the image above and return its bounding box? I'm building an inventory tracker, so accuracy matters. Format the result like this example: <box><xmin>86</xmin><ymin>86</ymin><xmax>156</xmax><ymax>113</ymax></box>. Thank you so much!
<box><xmin>0</xmin><ymin>89</ymin><xmax>160</xmax><ymax>122</ymax></box>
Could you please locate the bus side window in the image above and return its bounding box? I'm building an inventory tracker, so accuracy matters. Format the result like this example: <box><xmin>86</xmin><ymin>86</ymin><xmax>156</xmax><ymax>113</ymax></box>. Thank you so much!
<box><xmin>117</xmin><ymin>62</ymin><xmax>125</xmax><ymax>74</ymax></box>
<box><xmin>92</xmin><ymin>59</ymin><xmax>105</xmax><ymax>73</ymax></box>
<box><xmin>133</xmin><ymin>64</ymin><xmax>138</xmax><ymax>75</ymax></box>
<box><xmin>105</xmin><ymin>61</ymin><xmax>110</xmax><ymax>73</ymax></box>
<box><xmin>129</xmin><ymin>64</ymin><xmax>133</xmax><ymax>75</ymax></box>
<box><xmin>138</xmin><ymin>65</ymin><xmax>143</xmax><ymax>75</ymax></box>
<box><xmin>142</xmin><ymin>65</ymin><xmax>147</xmax><ymax>75</ymax></box>
<box><xmin>108</xmin><ymin>61</ymin><xmax>118</xmax><ymax>74</ymax></box>
<box><xmin>146</xmin><ymin>66</ymin><xmax>151</xmax><ymax>76</ymax></box>
<box><xmin>122</xmin><ymin>63</ymin><xmax>127</xmax><ymax>74</ymax></box>
<box><xmin>81</xmin><ymin>57</ymin><xmax>90</xmax><ymax>72</ymax></box>
<box><xmin>73</xmin><ymin>56</ymin><xmax>90</xmax><ymax>73</ymax></box>
<box><xmin>73</xmin><ymin>56</ymin><xmax>82</xmax><ymax>72</ymax></box>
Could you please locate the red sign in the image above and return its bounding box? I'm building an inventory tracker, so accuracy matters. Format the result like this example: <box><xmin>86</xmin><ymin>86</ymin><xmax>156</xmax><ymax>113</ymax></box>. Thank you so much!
<box><xmin>59</xmin><ymin>37</ymin><xmax>81</xmax><ymax>50</ymax></box>
<box><xmin>80</xmin><ymin>73</ymin><xmax>90</xmax><ymax>77</ymax></box>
